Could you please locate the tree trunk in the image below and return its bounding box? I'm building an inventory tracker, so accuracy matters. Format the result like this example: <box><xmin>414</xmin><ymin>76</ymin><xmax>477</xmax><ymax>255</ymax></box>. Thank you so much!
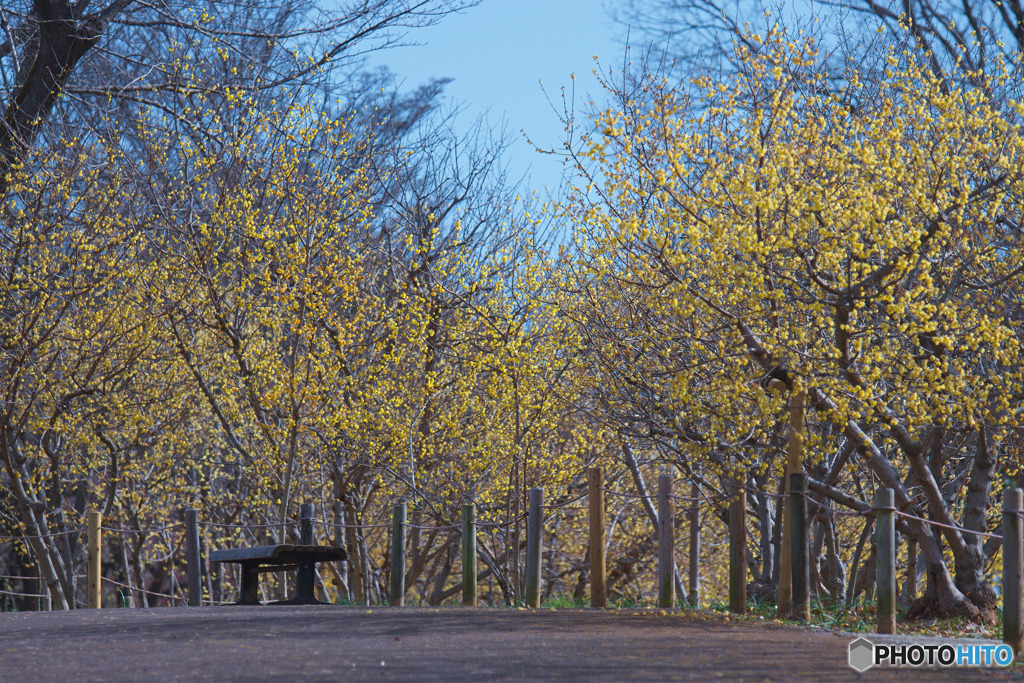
<box><xmin>0</xmin><ymin>2</ymin><xmax>108</xmax><ymax>190</ymax></box>
<box><xmin>949</xmin><ymin>427</ymin><xmax>999</xmax><ymax>622</ymax></box>
<box><xmin>1</xmin><ymin>444</ymin><xmax>70</xmax><ymax>609</ymax></box>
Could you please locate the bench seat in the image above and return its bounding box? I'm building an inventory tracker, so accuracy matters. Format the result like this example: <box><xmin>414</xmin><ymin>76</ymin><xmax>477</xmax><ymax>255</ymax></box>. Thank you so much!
<box><xmin>210</xmin><ymin>544</ymin><xmax>346</xmax><ymax>605</ymax></box>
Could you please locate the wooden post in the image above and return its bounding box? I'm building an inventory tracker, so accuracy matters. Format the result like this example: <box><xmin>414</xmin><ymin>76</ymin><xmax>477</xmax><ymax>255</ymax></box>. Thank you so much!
<box><xmin>778</xmin><ymin>387</ymin><xmax>805</xmax><ymax>619</ymax></box>
<box><xmin>300</xmin><ymin>503</ymin><xmax>314</xmax><ymax>544</ymax></box>
<box><xmin>184</xmin><ymin>508</ymin><xmax>201</xmax><ymax>607</ymax></box>
<box><xmin>390</xmin><ymin>501</ymin><xmax>406</xmax><ymax>607</ymax></box>
<box><xmin>588</xmin><ymin>468</ymin><xmax>607</xmax><ymax>608</ymax></box>
<box><xmin>297</xmin><ymin>503</ymin><xmax>315</xmax><ymax>602</ymax></box>
<box><xmin>729</xmin><ymin>487</ymin><xmax>747</xmax><ymax>614</ymax></box>
<box><xmin>524</xmin><ymin>487</ymin><xmax>543</xmax><ymax>608</ymax></box>
<box><xmin>657</xmin><ymin>474</ymin><xmax>675</xmax><ymax>608</ymax></box>
<box><xmin>789</xmin><ymin>474</ymin><xmax>810</xmax><ymax>621</ymax></box>
<box><xmin>688</xmin><ymin>482</ymin><xmax>700</xmax><ymax>608</ymax></box>
<box><xmin>462</xmin><ymin>503</ymin><xmax>477</xmax><ymax>606</ymax></box>
<box><xmin>1003</xmin><ymin>488</ymin><xmax>1023</xmax><ymax>657</ymax></box>
<box><xmin>510</xmin><ymin>464</ymin><xmax>521</xmax><ymax>603</ymax></box>
<box><xmin>87</xmin><ymin>510</ymin><xmax>101</xmax><ymax>609</ymax></box>
<box><xmin>876</xmin><ymin>488</ymin><xmax>896</xmax><ymax>634</ymax></box>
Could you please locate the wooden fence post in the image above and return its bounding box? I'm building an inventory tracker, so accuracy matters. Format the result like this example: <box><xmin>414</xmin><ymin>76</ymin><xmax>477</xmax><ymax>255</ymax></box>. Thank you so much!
<box><xmin>1003</xmin><ymin>488</ymin><xmax>1023</xmax><ymax>657</ymax></box>
<box><xmin>657</xmin><ymin>474</ymin><xmax>675</xmax><ymax>608</ymax></box>
<box><xmin>588</xmin><ymin>468</ymin><xmax>607</xmax><ymax>608</ymax></box>
<box><xmin>88</xmin><ymin>510</ymin><xmax>101</xmax><ymax>609</ymax></box>
<box><xmin>789</xmin><ymin>474</ymin><xmax>810</xmax><ymax>621</ymax></box>
<box><xmin>689</xmin><ymin>482</ymin><xmax>700</xmax><ymax>608</ymax></box>
<box><xmin>390</xmin><ymin>501</ymin><xmax>406</xmax><ymax>607</ymax></box>
<box><xmin>297</xmin><ymin>503</ymin><xmax>316</xmax><ymax>602</ymax></box>
<box><xmin>876</xmin><ymin>488</ymin><xmax>896</xmax><ymax>634</ymax></box>
<box><xmin>462</xmin><ymin>503</ymin><xmax>477</xmax><ymax>606</ymax></box>
<box><xmin>778</xmin><ymin>387</ymin><xmax>806</xmax><ymax>619</ymax></box>
<box><xmin>300</xmin><ymin>503</ymin><xmax>314</xmax><ymax>544</ymax></box>
<box><xmin>184</xmin><ymin>508</ymin><xmax>201</xmax><ymax>607</ymax></box>
<box><xmin>729</xmin><ymin>486</ymin><xmax>746</xmax><ymax>614</ymax></box>
<box><xmin>525</xmin><ymin>487</ymin><xmax>544</xmax><ymax>608</ymax></box>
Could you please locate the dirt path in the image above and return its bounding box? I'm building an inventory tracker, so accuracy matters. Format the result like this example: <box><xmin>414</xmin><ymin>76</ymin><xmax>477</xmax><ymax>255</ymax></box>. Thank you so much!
<box><xmin>0</xmin><ymin>606</ymin><xmax>1019</xmax><ymax>681</ymax></box>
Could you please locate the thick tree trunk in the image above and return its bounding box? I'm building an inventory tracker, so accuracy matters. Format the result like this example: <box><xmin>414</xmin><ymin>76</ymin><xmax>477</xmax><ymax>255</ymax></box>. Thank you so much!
<box><xmin>950</xmin><ymin>428</ymin><xmax>999</xmax><ymax>622</ymax></box>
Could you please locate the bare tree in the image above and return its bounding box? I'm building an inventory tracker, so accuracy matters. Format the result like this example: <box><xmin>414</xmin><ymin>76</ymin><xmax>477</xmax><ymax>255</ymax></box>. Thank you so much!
<box><xmin>0</xmin><ymin>0</ymin><xmax>475</xmax><ymax>192</ymax></box>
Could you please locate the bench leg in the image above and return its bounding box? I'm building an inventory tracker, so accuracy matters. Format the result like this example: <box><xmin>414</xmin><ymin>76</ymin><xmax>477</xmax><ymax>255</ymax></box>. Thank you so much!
<box><xmin>238</xmin><ymin>563</ymin><xmax>261</xmax><ymax>605</ymax></box>
<box><xmin>295</xmin><ymin>561</ymin><xmax>317</xmax><ymax>604</ymax></box>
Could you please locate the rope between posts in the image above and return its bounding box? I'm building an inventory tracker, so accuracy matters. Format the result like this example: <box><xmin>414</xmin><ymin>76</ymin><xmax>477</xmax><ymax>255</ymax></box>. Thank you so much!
<box><xmin>0</xmin><ymin>588</ymin><xmax>50</xmax><ymax>599</ymax></box>
<box><xmin>405</xmin><ymin>523</ymin><xmax>461</xmax><ymax>531</ymax></box>
<box><xmin>799</xmin><ymin>493</ymin><xmax>874</xmax><ymax>519</ymax></box>
<box><xmin>546</xmin><ymin>489</ymin><xmax>591</xmax><ymax>510</ymax></box>
<box><xmin>895</xmin><ymin>509</ymin><xmax>1004</xmax><ymax>540</ymax></box>
<box><xmin>730</xmin><ymin>484</ymin><xmax>1015</xmax><ymax>542</ymax></box>
<box><xmin>791</xmin><ymin>490</ymin><xmax>1007</xmax><ymax>540</ymax></box>
<box><xmin>101</xmin><ymin>523</ymin><xmax>185</xmax><ymax>534</ymax></box>
<box><xmin>599</xmin><ymin>486</ymin><xmax>726</xmax><ymax>510</ymax></box>
<box><xmin>742</xmin><ymin>485</ymin><xmax>787</xmax><ymax>499</ymax></box>
<box><xmin>198</xmin><ymin>521</ymin><xmax>291</xmax><ymax>530</ymax></box>
<box><xmin>0</xmin><ymin>527</ymin><xmax>86</xmax><ymax>542</ymax></box>
<box><xmin>669</xmin><ymin>492</ymin><xmax>727</xmax><ymax>505</ymax></box>
<box><xmin>319</xmin><ymin>521</ymin><xmax>391</xmax><ymax>530</ymax></box>
<box><xmin>599</xmin><ymin>487</ymin><xmax>653</xmax><ymax>501</ymax></box>
<box><xmin>101</xmin><ymin>576</ymin><xmax>182</xmax><ymax>602</ymax></box>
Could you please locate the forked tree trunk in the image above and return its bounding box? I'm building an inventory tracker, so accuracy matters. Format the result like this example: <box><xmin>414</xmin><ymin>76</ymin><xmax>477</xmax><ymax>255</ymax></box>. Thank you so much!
<box><xmin>1</xmin><ymin>443</ymin><xmax>70</xmax><ymax>610</ymax></box>
<box><xmin>949</xmin><ymin>428</ymin><xmax>999</xmax><ymax>622</ymax></box>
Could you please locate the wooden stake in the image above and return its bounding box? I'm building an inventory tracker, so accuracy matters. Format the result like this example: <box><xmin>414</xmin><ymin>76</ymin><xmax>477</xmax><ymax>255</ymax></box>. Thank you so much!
<box><xmin>876</xmin><ymin>488</ymin><xmax>896</xmax><ymax>634</ymax></box>
<box><xmin>184</xmin><ymin>508</ymin><xmax>201</xmax><ymax>607</ymax></box>
<box><xmin>88</xmin><ymin>510</ymin><xmax>101</xmax><ymax>609</ymax></box>
<box><xmin>462</xmin><ymin>503</ymin><xmax>477</xmax><ymax>606</ymax></box>
<box><xmin>588</xmin><ymin>468</ymin><xmax>607</xmax><ymax>608</ymax></box>
<box><xmin>729</xmin><ymin>487</ymin><xmax>747</xmax><ymax>614</ymax></box>
<box><xmin>778</xmin><ymin>387</ymin><xmax>805</xmax><ymax>619</ymax></box>
<box><xmin>1003</xmin><ymin>488</ymin><xmax>1023</xmax><ymax>657</ymax></box>
<box><xmin>657</xmin><ymin>474</ymin><xmax>675</xmax><ymax>608</ymax></box>
<box><xmin>689</xmin><ymin>482</ymin><xmax>700</xmax><ymax>608</ymax></box>
<box><xmin>390</xmin><ymin>501</ymin><xmax>406</xmax><ymax>607</ymax></box>
<box><xmin>789</xmin><ymin>474</ymin><xmax>810</xmax><ymax>621</ymax></box>
<box><xmin>297</xmin><ymin>503</ymin><xmax>315</xmax><ymax>601</ymax></box>
<box><xmin>524</xmin><ymin>487</ymin><xmax>543</xmax><ymax>608</ymax></box>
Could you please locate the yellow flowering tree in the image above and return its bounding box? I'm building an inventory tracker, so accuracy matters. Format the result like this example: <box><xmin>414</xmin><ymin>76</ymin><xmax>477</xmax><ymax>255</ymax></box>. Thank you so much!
<box><xmin>561</xmin><ymin>31</ymin><xmax>1024</xmax><ymax>620</ymax></box>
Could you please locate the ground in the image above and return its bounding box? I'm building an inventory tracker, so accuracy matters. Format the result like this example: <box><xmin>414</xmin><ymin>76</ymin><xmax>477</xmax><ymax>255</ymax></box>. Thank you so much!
<box><xmin>0</xmin><ymin>606</ymin><xmax>1021</xmax><ymax>681</ymax></box>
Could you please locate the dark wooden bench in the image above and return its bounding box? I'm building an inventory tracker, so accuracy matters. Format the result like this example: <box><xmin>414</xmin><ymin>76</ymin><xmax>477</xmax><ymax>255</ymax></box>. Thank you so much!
<box><xmin>209</xmin><ymin>544</ymin><xmax>346</xmax><ymax>605</ymax></box>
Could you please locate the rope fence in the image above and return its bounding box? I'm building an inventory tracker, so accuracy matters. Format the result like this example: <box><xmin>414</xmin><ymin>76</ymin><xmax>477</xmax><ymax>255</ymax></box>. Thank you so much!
<box><xmin>101</xmin><ymin>523</ymin><xmax>186</xmax><ymax>535</ymax></box>
<box><xmin>0</xmin><ymin>527</ymin><xmax>86</xmax><ymax>542</ymax></box>
<box><xmin>0</xmin><ymin>588</ymin><xmax>50</xmax><ymax>599</ymax></box>
<box><xmin>101</xmin><ymin>576</ymin><xmax>183</xmax><ymax>604</ymax></box>
<box><xmin>198</xmin><ymin>521</ymin><xmax>291</xmax><ymax>530</ymax></box>
<box><xmin>600</xmin><ymin>485</ymin><xmax>726</xmax><ymax>513</ymax></box>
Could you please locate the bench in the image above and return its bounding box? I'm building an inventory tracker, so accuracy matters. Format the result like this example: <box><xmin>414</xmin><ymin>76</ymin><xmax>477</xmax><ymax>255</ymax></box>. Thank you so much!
<box><xmin>209</xmin><ymin>544</ymin><xmax>346</xmax><ymax>605</ymax></box>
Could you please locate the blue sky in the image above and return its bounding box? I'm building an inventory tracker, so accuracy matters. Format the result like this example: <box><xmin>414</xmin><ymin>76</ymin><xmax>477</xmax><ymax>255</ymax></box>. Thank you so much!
<box><xmin>368</xmin><ymin>0</ymin><xmax>622</xmax><ymax>197</ymax></box>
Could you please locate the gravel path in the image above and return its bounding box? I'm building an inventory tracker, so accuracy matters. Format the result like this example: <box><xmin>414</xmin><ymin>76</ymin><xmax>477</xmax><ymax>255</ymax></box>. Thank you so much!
<box><xmin>0</xmin><ymin>606</ymin><xmax>1020</xmax><ymax>681</ymax></box>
